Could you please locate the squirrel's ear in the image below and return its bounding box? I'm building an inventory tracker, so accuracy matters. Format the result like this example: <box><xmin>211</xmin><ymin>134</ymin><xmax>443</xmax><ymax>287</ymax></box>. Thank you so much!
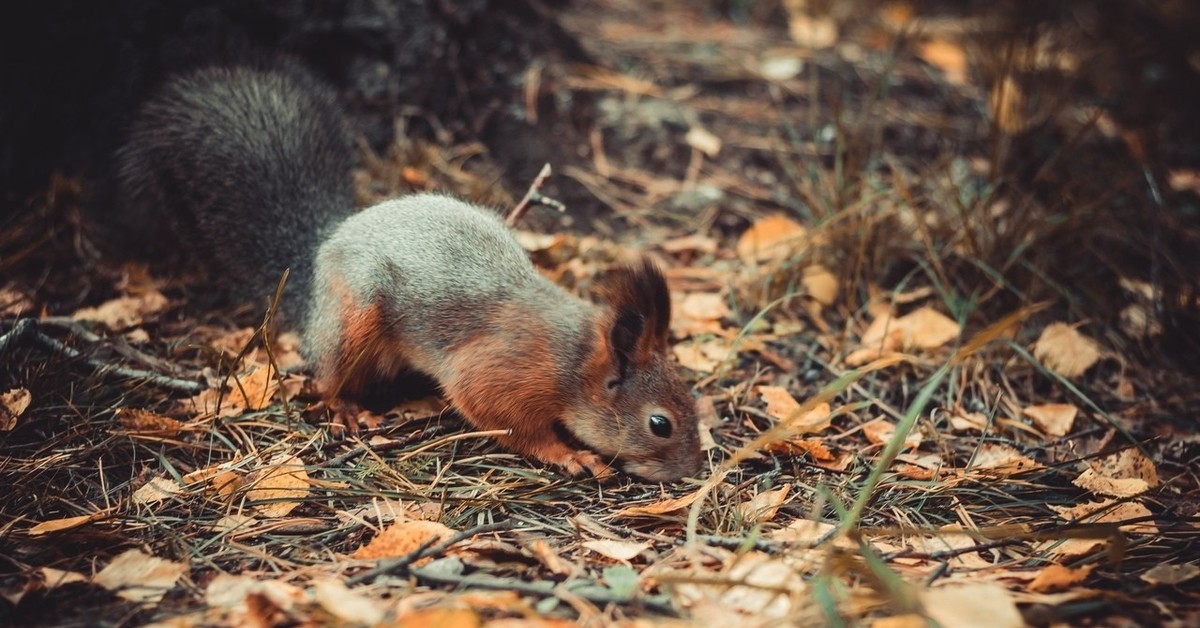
<box><xmin>608</xmin><ymin>308</ymin><xmax>644</xmax><ymax>383</ymax></box>
<box><xmin>598</xmin><ymin>258</ymin><xmax>671</xmax><ymax>357</ymax></box>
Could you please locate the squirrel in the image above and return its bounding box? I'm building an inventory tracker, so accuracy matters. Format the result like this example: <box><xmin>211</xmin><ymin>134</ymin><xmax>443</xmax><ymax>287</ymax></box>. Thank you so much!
<box><xmin>115</xmin><ymin>64</ymin><xmax>704</xmax><ymax>482</ymax></box>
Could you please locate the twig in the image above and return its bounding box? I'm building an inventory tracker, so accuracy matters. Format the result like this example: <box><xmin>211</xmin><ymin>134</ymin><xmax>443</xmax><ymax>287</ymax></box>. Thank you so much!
<box><xmin>347</xmin><ymin>520</ymin><xmax>513</xmax><ymax>585</ymax></box>
<box><xmin>0</xmin><ymin>318</ymin><xmax>205</xmax><ymax>394</ymax></box>
<box><xmin>505</xmin><ymin>163</ymin><xmax>565</xmax><ymax>227</ymax></box>
<box><xmin>407</xmin><ymin>565</ymin><xmax>679</xmax><ymax>616</ymax></box>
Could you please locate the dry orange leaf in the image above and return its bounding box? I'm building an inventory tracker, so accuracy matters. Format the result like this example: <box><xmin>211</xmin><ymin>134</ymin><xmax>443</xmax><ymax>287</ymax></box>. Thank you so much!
<box><xmin>311</xmin><ymin>579</ymin><xmax>387</xmax><ymax>625</ymax></box>
<box><xmin>131</xmin><ymin>476</ymin><xmax>183</xmax><ymax>506</ymax></box>
<box><xmin>917</xmin><ymin>39</ymin><xmax>968</xmax><ymax>85</ymax></box>
<box><xmin>766</xmin><ymin>436</ymin><xmax>835</xmax><ymax>460</ymax></box>
<box><xmin>27</xmin><ymin>512</ymin><xmax>108</xmax><ymax>536</ymax></box>
<box><xmin>660</xmin><ymin>233</ymin><xmax>719</xmax><ymax>255</ymax></box>
<box><xmin>759</xmin><ymin>385</ymin><xmax>800</xmax><ymax>420</ymax></box>
<box><xmin>92</xmin><ymin>549</ymin><xmax>187</xmax><ymax>605</ymax></box>
<box><xmin>1022</xmin><ymin>403</ymin><xmax>1078</xmax><ymax>437</ymax></box>
<box><xmin>353</xmin><ymin>520</ymin><xmax>454</xmax><ymax>560</ymax></box>
<box><xmin>529</xmin><ymin>540</ymin><xmax>576</xmax><ymax>576</ymax></box>
<box><xmin>192</xmin><ymin>363</ymin><xmax>280</xmax><ymax>418</ymax></box>
<box><xmin>1033</xmin><ymin>323</ymin><xmax>1102</xmax><ymax>378</ymax></box>
<box><xmin>920</xmin><ymin>583</ymin><xmax>1022</xmax><ymax>628</ymax></box>
<box><xmin>581</xmin><ymin>539</ymin><xmax>650</xmax><ymax>562</ymax></box>
<box><xmin>245</xmin><ymin>454</ymin><xmax>309</xmax><ymax>518</ymax></box>
<box><xmin>679</xmin><ymin>292</ymin><xmax>731</xmax><ymax>322</ymax></box>
<box><xmin>1</xmin><ymin>387</ymin><xmax>31</xmax><ymax>431</ymax></box>
<box><xmin>862</xmin><ymin>418</ymin><xmax>922</xmax><ymax>450</ymax></box>
<box><xmin>802</xmin><ymin>265</ymin><xmax>838</xmax><ymax>305</ymax></box>
<box><xmin>1073</xmin><ymin>448</ymin><xmax>1159</xmax><ymax>498</ymax></box>
<box><xmin>736</xmin><ymin>214</ymin><xmax>808</xmax><ymax>264</ymax></box>
<box><xmin>894</xmin><ymin>307</ymin><xmax>960</xmax><ymax>350</ymax></box>
<box><xmin>972</xmin><ymin>443</ymin><xmax>1042</xmax><ymax>476</ymax></box>
<box><xmin>1028</xmin><ymin>564</ymin><xmax>1095</xmax><ymax>593</ymax></box>
<box><xmin>738</xmin><ymin>486</ymin><xmax>791</xmax><ymax>524</ymax></box>
<box><xmin>71</xmin><ymin>291</ymin><xmax>168</xmax><ymax>330</ymax></box>
<box><xmin>117</xmin><ymin>408</ymin><xmax>184</xmax><ymax>435</ymax></box>
<box><xmin>397</xmin><ymin>608</ymin><xmax>481</xmax><ymax>628</ymax></box>
<box><xmin>672</xmin><ymin>337</ymin><xmax>733</xmax><ymax>373</ymax></box>
<box><xmin>616</xmin><ymin>492</ymin><xmax>701</xmax><ymax>518</ymax></box>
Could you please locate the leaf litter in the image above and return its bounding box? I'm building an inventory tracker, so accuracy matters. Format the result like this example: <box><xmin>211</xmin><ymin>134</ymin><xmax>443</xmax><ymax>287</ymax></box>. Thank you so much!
<box><xmin>1</xmin><ymin>1</ymin><xmax>1198</xmax><ymax>626</ymax></box>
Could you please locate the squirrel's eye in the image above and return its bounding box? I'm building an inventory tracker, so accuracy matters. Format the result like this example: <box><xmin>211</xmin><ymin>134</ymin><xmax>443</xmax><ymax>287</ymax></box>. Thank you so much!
<box><xmin>648</xmin><ymin>414</ymin><xmax>672</xmax><ymax>438</ymax></box>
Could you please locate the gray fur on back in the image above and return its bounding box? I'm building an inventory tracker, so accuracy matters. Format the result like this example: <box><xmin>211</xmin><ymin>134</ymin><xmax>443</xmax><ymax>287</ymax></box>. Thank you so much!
<box><xmin>115</xmin><ymin>64</ymin><xmax>355</xmax><ymax>324</ymax></box>
<box><xmin>305</xmin><ymin>194</ymin><xmax>589</xmax><ymax>374</ymax></box>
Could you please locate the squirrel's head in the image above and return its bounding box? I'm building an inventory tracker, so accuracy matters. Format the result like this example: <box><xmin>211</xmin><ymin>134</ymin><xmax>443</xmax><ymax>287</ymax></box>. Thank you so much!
<box><xmin>565</xmin><ymin>259</ymin><xmax>704</xmax><ymax>482</ymax></box>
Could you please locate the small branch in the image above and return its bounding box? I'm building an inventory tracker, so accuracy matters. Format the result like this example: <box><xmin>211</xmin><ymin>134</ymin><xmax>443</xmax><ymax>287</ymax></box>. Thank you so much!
<box><xmin>0</xmin><ymin>318</ymin><xmax>205</xmax><ymax>394</ymax></box>
<box><xmin>505</xmin><ymin>163</ymin><xmax>565</xmax><ymax>228</ymax></box>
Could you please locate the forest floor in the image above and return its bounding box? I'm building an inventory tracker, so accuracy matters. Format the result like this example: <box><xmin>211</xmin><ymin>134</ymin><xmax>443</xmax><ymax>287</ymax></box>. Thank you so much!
<box><xmin>2</xmin><ymin>1</ymin><xmax>1198</xmax><ymax>626</ymax></box>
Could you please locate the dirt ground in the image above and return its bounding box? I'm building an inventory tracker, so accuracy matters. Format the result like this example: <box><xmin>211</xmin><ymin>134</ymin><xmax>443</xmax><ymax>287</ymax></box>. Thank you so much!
<box><xmin>1</xmin><ymin>1</ymin><xmax>1198</xmax><ymax>626</ymax></box>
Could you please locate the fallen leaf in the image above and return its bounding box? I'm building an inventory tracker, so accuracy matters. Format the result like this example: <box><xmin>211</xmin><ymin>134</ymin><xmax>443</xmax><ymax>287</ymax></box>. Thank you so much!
<box><xmin>765</xmin><ymin>436</ymin><xmax>835</xmax><ymax>460</ymax></box>
<box><xmin>949</xmin><ymin>411</ymin><xmax>988</xmax><ymax>432</ymax></box>
<box><xmin>191</xmin><ymin>363</ymin><xmax>280</xmax><ymax>418</ymax></box>
<box><xmin>736</xmin><ymin>214</ymin><xmax>808</xmax><ymax>265</ymax></box>
<box><xmin>738</xmin><ymin>486</ymin><xmax>790</xmax><ymax>524</ymax></box>
<box><xmin>132</xmin><ymin>476</ymin><xmax>184</xmax><ymax>506</ymax></box>
<box><xmin>872</xmin><ymin>615</ymin><xmax>929</xmax><ymax>628</ymax></box>
<box><xmin>529</xmin><ymin>540</ymin><xmax>576</xmax><ymax>576</ymax></box>
<box><xmin>862</xmin><ymin>418</ymin><xmax>921</xmax><ymax>450</ymax></box>
<box><xmin>92</xmin><ymin>549</ymin><xmax>186</xmax><ymax>605</ymax></box>
<box><xmin>28</xmin><ymin>512</ymin><xmax>106</xmax><ymax>536</ymax></box>
<box><xmin>972</xmin><ymin>443</ymin><xmax>1042</xmax><ymax>476</ymax></box>
<box><xmin>616</xmin><ymin>492</ymin><xmax>701</xmax><ymax>518</ymax></box>
<box><xmin>758</xmin><ymin>386</ymin><xmax>800</xmax><ymax>421</ymax></box>
<box><xmin>769</xmin><ymin>518</ymin><xmax>837</xmax><ymax>544</ymax></box>
<box><xmin>1073</xmin><ymin>448</ymin><xmax>1159</xmax><ymax>498</ymax></box>
<box><xmin>759</xmin><ymin>56</ymin><xmax>804</xmax><ymax>81</ymax></box>
<box><xmin>71</xmin><ymin>291</ymin><xmax>168</xmax><ymax>330</ymax></box>
<box><xmin>1022</xmin><ymin>403</ymin><xmax>1078</xmax><ymax>437</ymax></box>
<box><xmin>0</xmin><ymin>287</ymin><xmax>34</xmax><ymax>316</ymax></box>
<box><xmin>0</xmin><ymin>388</ymin><xmax>32</xmax><ymax>431</ymax></box>
<box><xmin>894</xmin><ymin>307</ymin><xmax>960</xmax><ymax>350</ymax></box>
<box><xmin>396</xmin><ymin>608</ymin><xmax>481</xmax><ymax>628</ymax></box>
<box><xmin>679</xmin><ymin>292</ymin><xmax>731</xmax><ymax>322</ymax></box>
<box><xmin>920</xmin><ymin>583</ymin><xmax>1022</xmax><ymax>628</ymax></box>
<box><xmin>1037</xmin><ymin>537</ymin><xmax>1106</xmax><ymax>559</ymax></box>
<box><xmin>672</xmin><ymin>337</ymin><xmax>733</xmax><ymax>373</ymax></box>
<box><xmin>1027</xmin><ymin>564</ymin><xmax>1095</xmax><ymax>593</ymax></box>
<box><xmin>917</xmin><ymin>39</ymin><xmax>968</xmax><ymax>85</ymax></box>
<box><xmin>1140</xmin><ymin>563</ymin><xmax>1200</xmax><ymax>586</ymax></box>
<box><xmin>117</xmin><ymin>408</ymin><xmax>184</xmax><ymax>435</ymax></box>
<box><xmin>1033</xmin><ymin>323</ymin><xmax>1102</xmax><ymax>378</ymax></box>
<box><xmin>205</xmin><ymin>573</ymin><xmax>304</xmax><ymax>614</ymax></box>
<box><xmin>582</xmin><ymin>539</ymin><xmax>650</xmax><ymax>562</ymax></box>
<box><xmin>660</xmin><ymin>233</ymin><xmax>718</xmax><ymax>255</ymax></box>
<box><xmin>787</xmin><ymin>12</ymin><xmax>837</xmax><ymax>49</ymax></box>
<box><xmin>802</xmin><ymin>265</ymin><xmax>838</xmax><ymax>305</ymax></box>
<box><xmin>673</xmin><ymin>551</ymin><xmax>805</xmax><ymax>618</ymax></box>
<box><xmin>245</xmin><ymin>455</ymin><xmax>309</xmax><ymax>518</ymax></box>
<box><xmin>685</xmin><ymin>126</ymin><xmax>722</xmax><ymax>157</ymax></box>
<box><xmin>352</xmin><ymin>520</ymin><xmax>454</xmax><ymax>560</ymax></box>
<box><xmin>311</xmin><ymin>579</ymin><xmax>387</xmax><ymax>625</ymax></box>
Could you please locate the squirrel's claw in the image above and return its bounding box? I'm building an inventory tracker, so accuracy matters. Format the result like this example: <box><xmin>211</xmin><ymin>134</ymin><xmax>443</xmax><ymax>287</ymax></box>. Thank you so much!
<box><xmin>561</xmin><ymin>450</ymin><xmax>617</xmax><ymax>481</ymax></box>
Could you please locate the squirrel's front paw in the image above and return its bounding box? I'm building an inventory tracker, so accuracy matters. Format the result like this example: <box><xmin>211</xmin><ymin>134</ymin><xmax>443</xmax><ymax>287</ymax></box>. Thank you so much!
<box><xmin>308</xmin><ymin>397</ymin><xmax>380</xmax><ymax>437</ymax></box>
<box><xmin>559</xmin><ymin>450</ymin><xmax>617</xmax><ymax>481</ymax></box>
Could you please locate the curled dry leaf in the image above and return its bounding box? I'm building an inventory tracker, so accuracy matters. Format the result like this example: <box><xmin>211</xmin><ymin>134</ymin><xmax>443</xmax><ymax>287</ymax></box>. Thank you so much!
<box><xmin>1073</xmin><ymin>448</ymin><xmax>1159</xmax><ymax>498</ymax></box>
<box><xmin>848</xmin><ymin>307</ymin><xmax>959</xmax><ymax>365</ymax></box>
<box><xmin>1140</xmin><ymin>563</ymin><xmax>1200</xmax><ymax>586</ymax></box>
<box><xmin>0</xmin><ymin>387</ymin><xmax>32</xmax><ymax>431</ymax></box>
<box><xmin>28</xmin><ymin>512</ymin><xmax>107</xmax><ymax>536</ymax></box>
<box><xmin>1050</xmin><ymin>499</ymin><xmax>1157</xmax><ymax>534</ymax></box>
<box><xmin>919</xmin><ymin>583</ymin><xmax>1023</xmax><ymax>628</ymax></box>
<box><xmin>673</xmin><ymin>551</ymin><xmax>806</xmax><ymax>619</ymax></box>
<box><xmin>1027</xmin><ymin>564</ymin><xmax>1095</xmax><ymax>593</ymax></box>
<box><xmin>616</xmin><ymin>491</ymin><xmax>701</xmax><ymax>518</ymax></box>
<box><xmin>917</xmin><ymin>39</ymin><xmax>969</xmax><ymax>85</ymax></box>
<box><xmin>801</xmin><ymin>265</ymin><xmax>838</xmax><ymax>306</ymax></box>
<box><xmin>738</xmin><ymin>486</ymin><xmax>791</xmax><ymax>524</ymax></box>
<box><xmin>1022</xmin><ymin>403</ymin><xmax>1078</xmax><ymax>437</ymax></box>
<box><xmin>396</xmin><ymin>608</ymin><xmax>481</xmax><ymax>628</ymax></box>
<box><xmin>131</xmin><ymin>475</ymin><xmax>184</xmax><ymax>506</ymax></box>
<box><xmin>352</xmin><ymin>520</ymin><xmax>454</xmax><ymax>560</ymax></box>
<box><xmin>206</xmin><ymin>573</ymin><xmax>305</xmax><ymax>615</ymax></box>
<box><xmin>92</xmin><ymin>549</ymin><xmax>186</xmax><ymax>605</ymax></box>
<box><xmin>581</xmin><ymin>539</ymin><xmax>650</xmax><ymax>562</ymax></box>
<box><xmin>758</xmin><ymin>387</ymin><xmax>832</xmax><ymax>433</ymax></box>
<box><xmin>117</xmin><ymin>408</ymin><xmax>184</xmax><ymax>435</ymax></box>
<box><xmin>862</xmin><ymin>418</ymin><xmax>922</xmax><ymax>450</ymax></box>
<box><xmin>672</xmin><ymin>337</ymin><xmax>733</xmax><ymax>373</ymax></box>
<box><xmin>71</xmin><ymin>290</ymin><xmax>169</xmax><ymax>330</ymax></box>
<box><xmin>1033</xmin><ymin>323</ymin><xmax>1102</xmax><ymax>378</ymax></box>
<box><xmin>529</xmin><ymin>540</ymin><xmax>576</xmax><ymax>576</ymax></box>
<box><xmin>736</xmin><ymin>214</ymin><xmax>808</xmax><ymax>265</ymax></box>
<box><xmin>191</xmin><ymin>363</ymin><xmax>280</xmax><ymax>418</ymax></box>
<box><xmin>971</xmin><ymin>443</ymin><xmax>1042</xmax><ymax>476</ymax></box>
<box><xmin>245</xmin><ymin>455</ymin><xmax>309</xmax><ymax>518</ymax></box>
<box><xmin>311</xmin><ymin>579</ymin><xmax>387</xmax><ymax>625</ymax></box>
